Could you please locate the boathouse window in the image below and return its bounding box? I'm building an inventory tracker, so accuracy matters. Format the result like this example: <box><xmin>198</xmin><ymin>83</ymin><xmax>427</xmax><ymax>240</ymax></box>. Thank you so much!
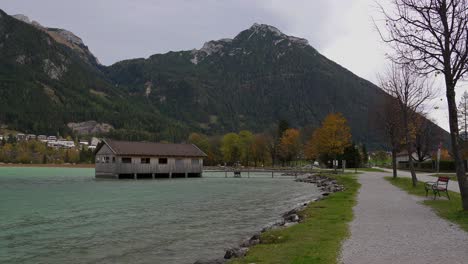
<box><xmin>191</xmin><ymin>159</ymin><xmax>199</xmax><ymax>165</ymax></box>
<box><xmin>159</xmin><ymin>158</ymin><xmax>168</xmax><ymax>164</ymax></box>
<box><xmin>122</xmin><ymin>157</ymin><xmax>132</xmax><ymax>163</ymax></box>
<box><xmin>141</xmin><ymin>158</ymin><xmax>150</xmax><ymax>164</ymax></box>
<box><xmin>96</xmin><ymin>157</ymin><xmax>100</xmax><ymax>163</ymax></box>
<box><xmin>104</xmin><ymin>157</ymin><xmax>110</xmax><ymax>163</ymax></box>
<box><xmin>112</xmin><ymin>157</ymin><xmax>115</xmax><ymax>163</ymax></box>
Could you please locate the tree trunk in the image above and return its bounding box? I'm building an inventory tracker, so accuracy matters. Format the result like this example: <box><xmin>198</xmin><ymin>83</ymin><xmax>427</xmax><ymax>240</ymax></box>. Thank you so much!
<box><xmin>407</xmin><ymin>150</ymin><xmax>417</xmax><ymax>187</ymax></box>
<box><xmin>392</xmin><ymin>148</ymin><xmax>397</xmax><ymax>178</ymax></box>
<box><xmin>446</xmin><ymin>82</ymin><xmax>468</xmax><ymax>210</ymax></box>
<box><xmin>403</xmin><ymin>111</ymin><xmax>418</xmax><ymax>186</ymax></box>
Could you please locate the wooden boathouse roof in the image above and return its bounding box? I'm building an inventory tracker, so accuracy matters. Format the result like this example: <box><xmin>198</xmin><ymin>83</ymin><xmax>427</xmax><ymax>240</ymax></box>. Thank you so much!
<box><xmin>98</xmin><ymin>139</ymin><xmax>207</xmax><ymax>157</ymax></box>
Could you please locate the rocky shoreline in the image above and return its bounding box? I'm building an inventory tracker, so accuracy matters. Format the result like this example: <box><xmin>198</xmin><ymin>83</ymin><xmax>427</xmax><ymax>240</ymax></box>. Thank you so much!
<box><xmin>194</xmin><ymin>173</ymin><xmax>345</xmax><ymax>264</ymax></box>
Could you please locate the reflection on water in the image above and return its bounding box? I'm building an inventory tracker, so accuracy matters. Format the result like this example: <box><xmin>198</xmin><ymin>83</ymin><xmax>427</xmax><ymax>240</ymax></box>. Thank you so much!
<box><xmin>0</xmin><ymin>167</ymin><xmax>320</xmax><ymax>264</ymax></box>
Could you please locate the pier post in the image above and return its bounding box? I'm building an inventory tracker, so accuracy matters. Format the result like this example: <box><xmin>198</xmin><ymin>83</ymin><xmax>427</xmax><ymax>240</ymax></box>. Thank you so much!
<box><xmin>169</xmin><ymin>172</ymin><xmax>172</xmax><ymax>179</ymax></box>
<box><xmin>185</xmin><ymin>172</ymin><xmax>188</xmax><ymax>178</ymax></box>
<box><xmin>152</xmin><ymin>173</ymin><xmax>155</xmax><ymax>180</ymax></box>
<box><xmin>134</xmin><ymin>173</ymin><xmax>137</xmax><ymax>180</ymax></box>
<box><xmin>272</xmin><ymin>171</ymin><xmax>274</xmax><ymax>178</ymax></box>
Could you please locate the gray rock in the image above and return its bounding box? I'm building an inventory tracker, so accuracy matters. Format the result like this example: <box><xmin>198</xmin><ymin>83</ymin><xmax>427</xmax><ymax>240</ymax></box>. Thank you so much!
<box><xmin>224</xmin><ymin>247</ymin><xmax>249</xmax><ymax>259</ymax></box>
<box><xmin>285</xmin><ymin>213</ymin><xmax>300</xmax><ymax>222</ymax></box>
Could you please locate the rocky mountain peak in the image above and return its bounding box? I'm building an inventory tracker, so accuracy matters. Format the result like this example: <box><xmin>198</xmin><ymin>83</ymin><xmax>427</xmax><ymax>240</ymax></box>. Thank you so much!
<box><xmin>189</xmin><ymin>23</ymin><xmax>310</xmax><ymax>65</ymax></box>
<box><xmin>47</xmin><ymin>28</ymin><xmax>85</xmax><ymax>47</ymax></box>
<box><xmin>240</xmin><ymin>23</ymin><xmax>309</xmax><ymax>47</ymax></box>
<box><xmin>12</xmin><ymin>14</ymin><xmax>42</xmax><ymax>27</ymax></box>
<box><xmin>248</xmin><ymin>23</ymin><xmax>283</xmax><ymax>37</ymax></box>
<box><xmin>10</xmin><ymin>12</ymin><xmax>100</xmax><ymax>65</ymax></box>
<box><xmin>12</xmin><ymin>14</ymin><xmax>30</xmax><ymax>23</ymax></box>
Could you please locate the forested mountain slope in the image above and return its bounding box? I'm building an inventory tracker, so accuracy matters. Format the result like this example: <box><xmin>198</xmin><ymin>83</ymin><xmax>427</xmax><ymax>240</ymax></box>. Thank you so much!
<box><xmin>0</xmin><ymin>9</ymin><xmax>447</xmax><ymax>148</ymax></box>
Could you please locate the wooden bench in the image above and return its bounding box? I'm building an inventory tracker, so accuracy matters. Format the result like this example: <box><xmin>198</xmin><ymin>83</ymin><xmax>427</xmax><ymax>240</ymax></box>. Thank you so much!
<box><xmin>425</xmin><ymin>177</ymin><xmax>450</xmax><ymax>200</ymax></box>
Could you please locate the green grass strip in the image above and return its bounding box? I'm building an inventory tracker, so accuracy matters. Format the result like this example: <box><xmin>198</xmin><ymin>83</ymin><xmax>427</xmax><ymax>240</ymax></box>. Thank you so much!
<box><xmin>231</xmin><ymin>173</ymin><xmax>360</xmax><ymax>264</ymax></box>
<box><xmin>385</xmin><ymin>176</ymin><xmax>468</xmax><ymax>232</ymax></box>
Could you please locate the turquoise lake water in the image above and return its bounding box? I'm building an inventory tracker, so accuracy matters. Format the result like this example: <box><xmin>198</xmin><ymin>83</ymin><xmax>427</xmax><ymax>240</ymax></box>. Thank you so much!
<box><xmin>0</xmin><ymin>167</ymin><xmax>320</xmax><ymax>264</ymax></box>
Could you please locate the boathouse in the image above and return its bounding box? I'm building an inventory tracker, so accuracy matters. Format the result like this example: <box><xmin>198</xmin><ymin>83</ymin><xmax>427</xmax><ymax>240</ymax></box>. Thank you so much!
<box><xmin>95</xmin><ymin>139</ymin><xmax>207</xmax><ymax>179</ymax></box>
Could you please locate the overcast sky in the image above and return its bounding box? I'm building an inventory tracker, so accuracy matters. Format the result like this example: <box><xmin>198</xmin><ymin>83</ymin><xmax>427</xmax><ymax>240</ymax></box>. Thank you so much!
<box><xmin>2</xmin><ymin>0</ymin><xmax>465</xmax><ymax>131</ymax></box>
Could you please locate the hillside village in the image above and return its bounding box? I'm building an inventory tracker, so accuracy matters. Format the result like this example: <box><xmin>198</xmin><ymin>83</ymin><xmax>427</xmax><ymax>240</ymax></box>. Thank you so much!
<box><xmin>0</xmin><ymin>133</ymin><xmax>100</xmax><ymax>150</ymax></box>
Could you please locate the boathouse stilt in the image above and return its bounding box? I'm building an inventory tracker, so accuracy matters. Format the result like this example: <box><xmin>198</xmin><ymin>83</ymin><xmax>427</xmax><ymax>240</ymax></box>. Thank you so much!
<box><xmin>134</xmin><ymin>173</ymin><xmax>137</xmax><ymax>180</ymax></box>
<box><xmin>152</xmin><ymin>173</ymin><xmax>155</xmax><ymax>179</ymax></box>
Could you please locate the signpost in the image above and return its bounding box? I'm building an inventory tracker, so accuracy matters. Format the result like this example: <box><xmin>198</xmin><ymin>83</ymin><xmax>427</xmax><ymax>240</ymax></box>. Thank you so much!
<box><xmin>436</xmin><ymin>142</ymin><xmax>441</xmax><ymax>173</ymax></box>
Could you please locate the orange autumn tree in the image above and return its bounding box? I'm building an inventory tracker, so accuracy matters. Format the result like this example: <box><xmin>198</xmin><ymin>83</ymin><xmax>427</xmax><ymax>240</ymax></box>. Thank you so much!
<box><xmin>278</xmin><ymin>128</ymin><xmax>301</xmax><ymax>165</ymax></box>
<box><xmin>305</xmin><ymin>113</ymin><xmax>352</xmax><ymax>162</ymax></box>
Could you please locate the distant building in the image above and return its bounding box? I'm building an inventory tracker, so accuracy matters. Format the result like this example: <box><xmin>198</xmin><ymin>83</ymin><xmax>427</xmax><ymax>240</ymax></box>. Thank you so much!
<box><xmin>90</xmin><ymin>137</ymin><xmax>100</xmax><ymax>146</ymax></box>
<box><xmin>47</xmin><ymin>136</ymin><xmax>57</xmax><ymax>141</ymax></box>
<box><xmin>396</xmin><ymin>151</ymin><xmax>431</xmax><ymax>163</ymax></box>
<box><xmin>16</xmin><ymin>133</ymin><xmax>26</xmax><ymax>141</ymax></box>
<box><xmin>57</xmin><ymin>140</ymin><xmax>75</xmax><ymax>148</ymax></box>
<box><xmin>88</xmin><ymin>145</ymin><xmax>97</xmax><ymax>151</ymax></box>
<box><xmin>26</xmin><ymin>134</ymin><xmax>36</xmax><ymax>140</ymax></box>
<box><xmin>95</xmin><ymin>139</ymin><xmax>207</xmax><ymax>179</ymax></box>
<box><xmin>0</xmin><ymin>135</ymin><xmax>3</xmax><ymax>141</ymax></box>
<box><xmin>47</xmin><ymin>140</ymin><xmax>75</xmax><ymax>149</ymax></box>
<box><xmin>37</xmin><ymin>135</ymin><xmax>47</xmax><ymax>142</ymax></box>
<box><xmin>461</xmin><ymin>131</ymin><xmax>468</xmax><ymax>141</ymax></box>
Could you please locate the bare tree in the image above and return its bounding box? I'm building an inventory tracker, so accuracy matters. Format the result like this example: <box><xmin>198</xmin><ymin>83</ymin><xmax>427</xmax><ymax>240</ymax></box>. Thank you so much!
<box><xmin>382</xmin><ymin>97</ymin><xmax>404</xmax><ymax>178</ymax></box>
<box><xmin>377</xmin><ymin>0</ymin><xmax>468</xmax><ymax>210</ymax></box>
<box><xmin>414</xmin><ymin>114</ymin><xmax>442</xmax><ymax>162</ymax></box>
<box><xmin>379</xmin><ymin>63</ymin><xmax>434</xmax><ymax>186</ymax></box>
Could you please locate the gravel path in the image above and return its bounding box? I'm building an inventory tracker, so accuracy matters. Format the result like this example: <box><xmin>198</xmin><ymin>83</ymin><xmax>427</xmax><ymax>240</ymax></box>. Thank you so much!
<box><xmin>340</xmin><ymin>172</ymin><xmax>468</xmax><ymax>264</ymax></box>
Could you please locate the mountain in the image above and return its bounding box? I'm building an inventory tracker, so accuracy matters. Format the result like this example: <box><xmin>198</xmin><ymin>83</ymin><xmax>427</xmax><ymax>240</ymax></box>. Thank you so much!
<box><xmin>11</xmin><ymin>14</ymin><xmax>100</xmax><ymax>66</ymax></box>
<box><xmin>0</xmin><ymin>10</ymin><xmax>186</xmax><ymax>139</ymax></box>
<box><xmin>0</xmin><ymin>10</ymin><xmax>447</xmax><ymax>148</ymax></box>
<box><xmin>105</xmin><ymin>23</ymin><xmax>394</xmax><ymax>147</ymax></box>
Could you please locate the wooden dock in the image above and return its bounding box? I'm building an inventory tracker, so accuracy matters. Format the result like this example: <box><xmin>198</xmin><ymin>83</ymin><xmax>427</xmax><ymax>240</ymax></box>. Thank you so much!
<box><xmin>203</xmin><ymin>168</ymin><xmax>317</xmax><ymax>178</ymax></box>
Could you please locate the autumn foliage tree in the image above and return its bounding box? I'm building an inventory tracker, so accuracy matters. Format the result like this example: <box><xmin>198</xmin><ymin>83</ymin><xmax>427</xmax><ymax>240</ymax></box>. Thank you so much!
<box><xmin>251</xmin><ymin>134</ymin><xmax>270</xmax><ymax>167</ymax></box>
<box><xmin>305</xmin><ymin>113</ymin><xmax>352</xmax><ymax>165</ymax></box>
<box><xmin>278</xmin><ymin>128</ymin><xmax>301</xmax><ymax>165</ymax></box>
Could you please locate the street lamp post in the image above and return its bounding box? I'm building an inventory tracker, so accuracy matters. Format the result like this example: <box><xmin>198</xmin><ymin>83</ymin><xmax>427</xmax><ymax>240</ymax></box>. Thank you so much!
<box><xmin>355</xmin><ymin>145</ymin><xmax>358</xmax><ymax>173</ymax></box>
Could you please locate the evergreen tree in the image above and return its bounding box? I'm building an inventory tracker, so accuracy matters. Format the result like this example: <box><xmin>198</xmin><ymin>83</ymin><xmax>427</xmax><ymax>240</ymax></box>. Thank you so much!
<box><xmin>339</xmin><ymin>143</ymin><xmax>361</xmax><ymax>168</ymax></box>
<box><xmin>277</xmin><ymin>120</ymin><xmax>290</xmax><ymax>139</ymax></box>
<box><xmin>7</xmin><ymin>134</ymin><xmax>17</xmax><ymax>144</ymax></box>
